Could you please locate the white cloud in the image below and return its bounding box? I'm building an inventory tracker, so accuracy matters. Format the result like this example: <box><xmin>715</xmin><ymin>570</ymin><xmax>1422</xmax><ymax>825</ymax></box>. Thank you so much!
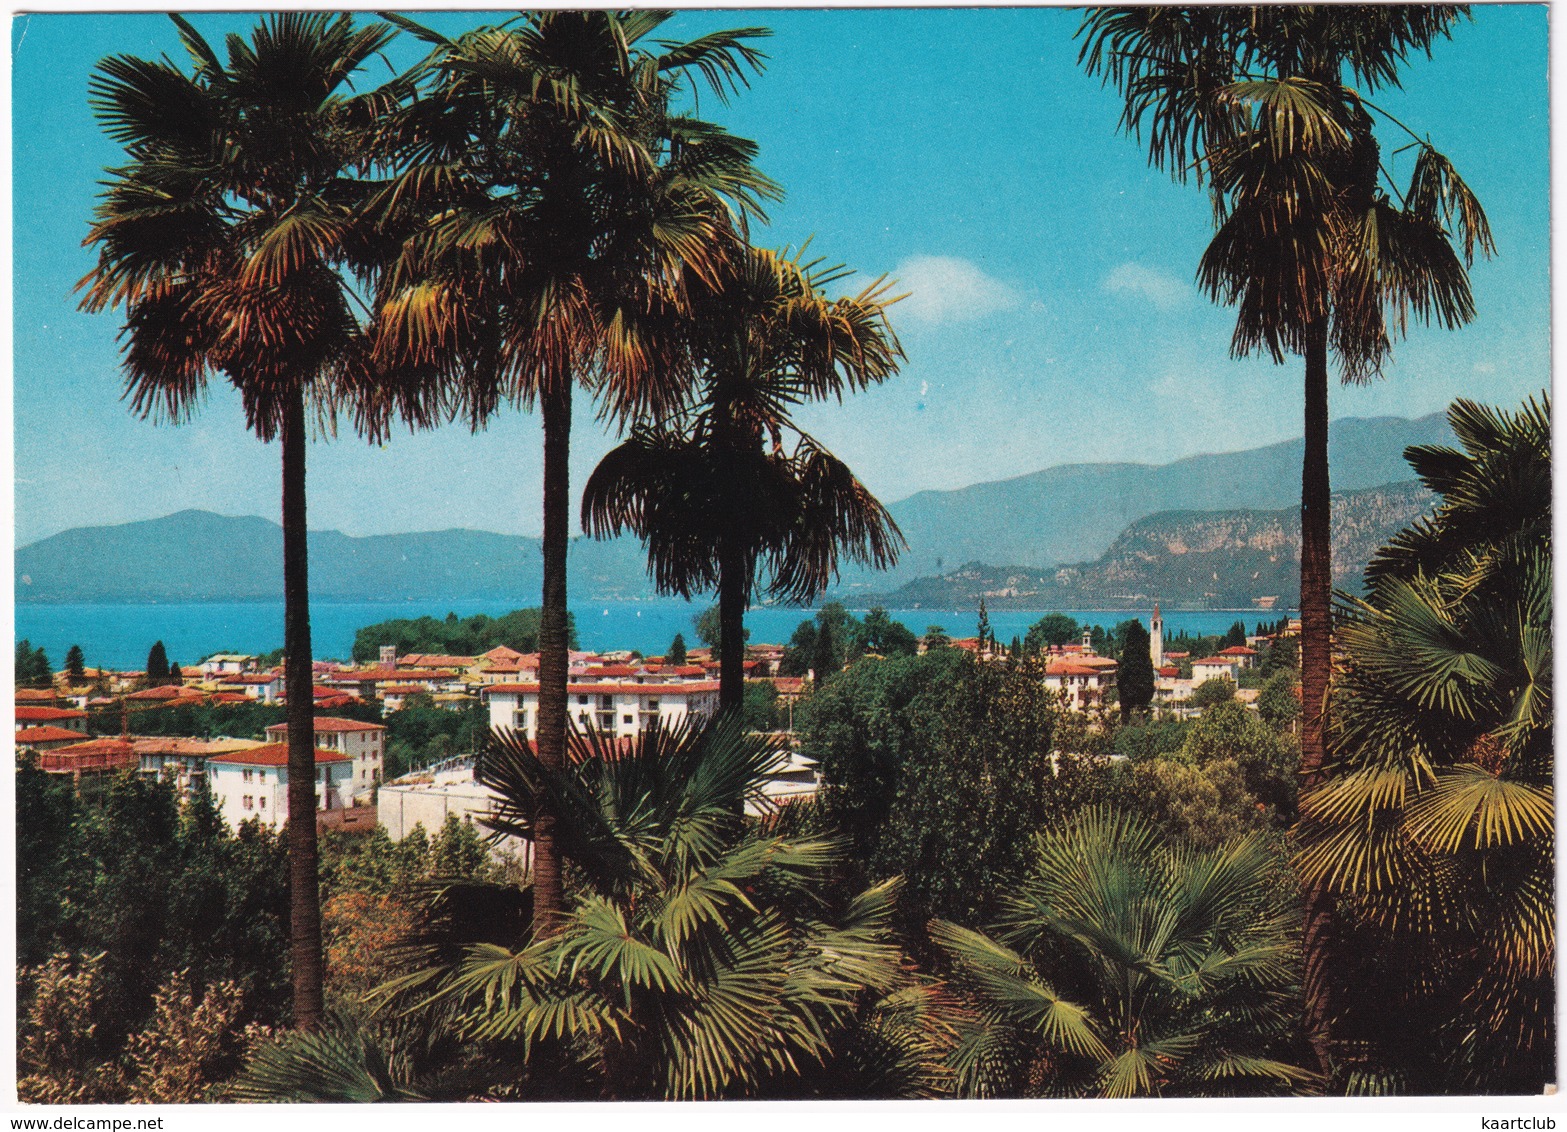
<box><xmin>1102</xmin><ymin>262</ymin><xmax>1190</xmax><ymax>311</ymax></box>
<box><xmin>891</xmin><ymin>255</ymin><xmax>1020</xmax><ymax>324</ymax></box>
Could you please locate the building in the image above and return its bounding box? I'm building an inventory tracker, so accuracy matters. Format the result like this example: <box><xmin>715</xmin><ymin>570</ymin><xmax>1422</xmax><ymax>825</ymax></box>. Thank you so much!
<box><xmin>1150</xmin><ymin>605</ymin><xmax>1164</xmax><ymax>668</ymax></box>
<box><xmin>484</xmin><ymin>675</ymin><xmax>721</xmax><ymax>740</ymax></box>
<box><xmin>1217</xmin><ymin>645</ymin><xmax>1258</xmax><ymax>669</ymax></box>
<box><xmin>134</xmin><ymin>737</ymin><xmax>265</xmax><ymax>795</ymax></box>
<box><xmin>15</xmin><ymin>705</ymin><xmax>88</xmax><ymax>733</ymax></box>
<box><xmin>263</xmin><ymin>716</ymin><xmax>385</xmax><ymax>801</ymax></box>
<box><xmin>206</xmin><ymin>744</ymin><xmax>353</xmax><ymax>831</ymax></box>
<box><xmin>1043</xmin><ymin>658</ymin><xmax>1118</xmax><ymax>711</ymax></box>
<box><xmin>16</xmin><ymin>726</ymin><xmax>94</xmax><ymax>753</ymax></box>
<box><xmin>216</xmin><ymin>672</ymin><xmax>282</xmax><ymax>704</ymax></box>
<box><xmin>36</xmin><ymin>738</ymin><xmax>138</xmax><ymax>784</ymax></box>
<box><xmin>201</xmin><ymin>654</ymin><xmax>257</xmax><ymax>678</ymax></box>
<box><xmin>1191</xmin><ymin>656</ymin><xmax>1241</xmax><ymax>687</ymax></box>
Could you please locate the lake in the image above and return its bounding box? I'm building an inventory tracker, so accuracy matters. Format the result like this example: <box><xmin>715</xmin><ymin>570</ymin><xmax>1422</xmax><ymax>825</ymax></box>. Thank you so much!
<box><xmin>13</xmin><ymin>600</ymin><xmax>1296</xmax><ymax>671</ymax></box>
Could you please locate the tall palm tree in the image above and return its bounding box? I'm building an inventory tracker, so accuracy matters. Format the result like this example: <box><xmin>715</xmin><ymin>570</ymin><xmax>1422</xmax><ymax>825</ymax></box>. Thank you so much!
<box><xmin>1077</xmin><ymin>2</ymin><xmax>1492</xmax><ymax>785</ymax></box>
<box><xmin>369</xmin><ymin>12</ymin><xmax>778</xmax><ymax>933</ymax></box>
<box><xmin>932</xmin><ymin>806</ymin><xmax>1314</xmax><ymax>1098</ymax></box>
<box><xmin>582</xmin><ymin>245</ymin><xmax>905</xmax><ymax>712</ymax></box>
<box><xmin>1296</xmin><ymin>394</ymin><xmax>1551</xmax><ymax>1093</ymax></box>
<box><xmin>80</xmin><ymin>12</ymin><xmax>429</xmax><ymax>1031</ymax></box>
<box><xmin>1077</xmin><ymin>5</ymin><xmax>1494</xmax><ymax>1074</ymax></box>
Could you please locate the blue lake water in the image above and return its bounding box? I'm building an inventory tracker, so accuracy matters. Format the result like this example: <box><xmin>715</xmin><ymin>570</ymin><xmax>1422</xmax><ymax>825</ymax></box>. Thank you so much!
<box><xmin>14</xmin><ymin>600</ymin><xmax>1296</xmax><ymax>671</ymax></box>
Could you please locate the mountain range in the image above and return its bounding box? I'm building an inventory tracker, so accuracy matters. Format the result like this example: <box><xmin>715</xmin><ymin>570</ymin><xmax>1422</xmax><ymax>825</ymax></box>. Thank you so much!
<box><xmin>868</xmin><ymin>479</ymin><xmax>1434</xmax><ymax>610</ymax></box>
<box><xmin>16</xmin><ymin>412</ymin><xmax>1449</xmax><ymax>607</ymax></box>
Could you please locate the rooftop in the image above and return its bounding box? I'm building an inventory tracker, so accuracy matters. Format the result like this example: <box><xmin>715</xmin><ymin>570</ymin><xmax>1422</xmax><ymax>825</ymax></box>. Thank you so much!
<box><xmin>208</xmin><ymin>744</ymin><xmax>349</xmax><ymax>767</ymax></box>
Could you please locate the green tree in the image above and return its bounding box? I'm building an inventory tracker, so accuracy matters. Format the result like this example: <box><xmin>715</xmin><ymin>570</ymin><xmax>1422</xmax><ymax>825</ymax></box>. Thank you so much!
<box><xmin>1257</xmin><ymin>671</ymin><xmax>1301</xmax><ymax>732</ymax></box>
<box><xmin>777</xmin><ymin>618</ymin><xmax>819</xmax><ymax>677</ymax></box>
<box><xmin>81</xmin><ymin>13</ymin><xmax>416</xmax><ymax>1029</ymax></box>
<box><xmin>855</xmin><ymin>607</ymin><xmax>918</xmax><ymax>658</ymax></box>
<box><xmin>1117</xmin><ymin>620</ymin><xmax>1155</xmax><ymax>718</ymax></box>
<box><xmin>1296</xmin><ymin>394</ymin><xmax>1552</xmax><ymax>1093</ymax></box>
<box><xmin>583</xmin><ymin>244</ymin><xmax>903</xmax><ymax>712</ymax></box>
<box><xmin>16</xmin><ymin>640</ymin><xmax>52</xmax><ymax>688</ymax></box>
<box><xmin>145</xmin><ymin>641</ymin><xmax>170</xmax><ymax>686</ymax></box>
<box><xmin>1024</xmin><ymin>613</ymin><xmax>1078</xmax><ymax>653</ymax></box>
<box><xmin>923</xmin><ymin>625</ymin><xmax>951</xmax><ymax>651</ymax></box>
<box><xmin>741</xmin><ymin>680</ymin><xmax>781</xmax><ymax>733</ymax></box>
<box><xmin>373</xmin><ymin>12</ymin><xmax>777</xmax><ymax>935</ymax></box>
<box><xmin>65</xmin><ymin>645</ymin><xmax>86</xmax><ymax>684</ymax></box>
<box><xmin>1189</xmin><ymin>677</ymin><xmax>1236</xmax><ymax>709</ymax></box>
<box><xmin>933</xmin><ymin>807</ymin><xmax>1312</xmax><ymax>1097</ymax></box>
<box><xmin>665</xmin><ymin>633</ymin><xmax>688</xmax><ymax>666</ymax></box>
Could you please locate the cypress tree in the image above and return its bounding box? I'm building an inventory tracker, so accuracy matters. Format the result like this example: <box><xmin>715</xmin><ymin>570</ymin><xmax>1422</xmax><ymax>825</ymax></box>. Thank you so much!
<box><xmin>1118</xmin><ymin>620</ymin><xmax>1155</xmax><ymax>719</ymax></box>
<box><xmin>146</xmin><ymin>640</ymin><xmax>170</xmax><ymax>685</ymax></box>
<box><xmin>65</xmin><ymin>644</ymin><xmax>86</xmax><ymax>683</ymax></box>
<box><xmin>666</xmin><ymin>633</ymin><xmax>688</xmax><ymax>665</ymax></box>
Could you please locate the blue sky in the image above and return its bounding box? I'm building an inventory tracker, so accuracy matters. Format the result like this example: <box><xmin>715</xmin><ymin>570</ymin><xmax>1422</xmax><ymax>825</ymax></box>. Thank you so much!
<box><xmin>11</xmin><ymin>7</ymin><xmax>1550</xmax><ymax>547</ymax></box>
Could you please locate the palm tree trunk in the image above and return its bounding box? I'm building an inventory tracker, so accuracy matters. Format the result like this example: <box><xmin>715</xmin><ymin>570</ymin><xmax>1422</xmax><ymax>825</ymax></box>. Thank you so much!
<box><xmin>1300</xmin><ymin>322</ymin><xmax>1331</xmax><ymax>783</ymax></box>
<box><xmin>281</xmin><ymin>387</ymin><xmax>324</xmax><ymax>1031</ymax></box>
<box><xmin>533</xmin><ymin>379</ymin><xmax>571</xmax><ymax>935</ymax></box>
<box><xmin>717</xmin><ymin>542</ymin><xmax>747</xmax><ymax>715</ymax></box>
<box><xmin>1299</xmin><ymin>319</ymin><xmax>1334</xmax><ymax>1079</ymax></box>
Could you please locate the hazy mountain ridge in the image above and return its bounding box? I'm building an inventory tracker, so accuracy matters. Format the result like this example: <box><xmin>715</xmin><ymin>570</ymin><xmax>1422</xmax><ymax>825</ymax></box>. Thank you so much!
<box><xmin>835</xmin><ymin>411</ymin><xmax>1453</xmax><ymax>589</ymax></box>
<box><xmin>16</xmin><ymin>413</ymin><xmax>1449</xmax><ymax>605</ymax></box>
<box><xmin>870</xmin><ymin>480</ymin><xmax>1436</xmax><ymax>610</ymax></box>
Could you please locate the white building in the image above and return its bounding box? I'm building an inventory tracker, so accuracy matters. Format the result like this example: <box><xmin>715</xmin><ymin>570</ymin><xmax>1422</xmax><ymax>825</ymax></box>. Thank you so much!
<box><xmin>1216</xmin><ymin>645</ymin><xmax>1258</xmax><ymax>669</ymax></box>
<box><xmin>1191</xmin><ymin>656</ymin><xmax>1242</xmax><ymax>688</ymax></box>
<box><xmin>484</xmin><ymin>676</ymin><xmax>721</xmax><ymax>740</ymax></box>
<box><xmin>1043</xmin><ymin>658</ymin><xmax>1118</xmax><ymax>711</ymax></box>
<box><xmin>263</xmin><ymin>716</ymin><xmax>385</xmax><ymax>802</ymax></box>
<box><xmin>201</xmin><ymin>654</ymin><xmax>256</xmax><ymax>678</ymax></box>
<box><xmin>217</xmin><ymin>672</ymin><xmax>282</xmax><ymax>704</ymax></box>
<box><xmin>206</xmin><ymin>743</ymin><xmax>353</xmax><ymax>831</ymax></box>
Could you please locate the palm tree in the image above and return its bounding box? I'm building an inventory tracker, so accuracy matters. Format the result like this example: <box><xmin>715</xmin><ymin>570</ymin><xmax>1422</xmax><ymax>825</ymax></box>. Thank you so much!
<box><xmin>1077</xmin><ymin>5</ymin><xmax>1494</xmax><ymax>1073</ymax></box>
<box><xmin>368</xmin><ymin>12</ymin><xmax>778</xmax><ymax>933</ymax></box>
<box><xmin>932</xmin><ymin>806</ymin><xmax>1314</xmax><ymax>1098</ymax></box>
<box><xmin>1296</xmin><ymin>393</ymin><xmax>1551</xmax><ymax>1093</ymax></box>
<box><xmin>582</xmin><ymin>245</ymin><xmax>905</xmax><ymax>712</ymax></box>
<box><xmin>79</xmin><ymin>13</ymin><xmax>429</xmax><ymax>1031</ymax></box>
<box><xmin>232</xmin><ymin>718</ymin><xmax>917</xmax><ymax>1100</ymax></box>
<box><xmin>1077</xmin><ymin>1</ymin><xmax>1492</xmax><ymax>786</ymax></box>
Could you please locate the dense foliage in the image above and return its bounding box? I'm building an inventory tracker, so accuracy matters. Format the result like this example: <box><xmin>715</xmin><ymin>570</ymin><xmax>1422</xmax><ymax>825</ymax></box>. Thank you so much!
<box><xmin>15</xmin><ymin>639</ymin><xmax>53</xmax><ymax>688</ymax></box>
<box><xmin>933</xmin><ymin>807</ymin><xmax>1312</xmax><ymax>1097</ymax></box>
<box><xmin>1299</xmin><ymin>394</ymin><xmax>1553</xmax><ymax>1093</ymax></box>
<box><xmin>350</xmin><ymin>609</ymin><xmax>575</xmax><ymax>664</ymax></box>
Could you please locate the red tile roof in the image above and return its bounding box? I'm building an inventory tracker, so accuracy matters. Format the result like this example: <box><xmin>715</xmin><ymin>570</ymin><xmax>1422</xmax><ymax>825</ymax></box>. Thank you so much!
<box><xmin>222</xmin><ymin>673</ymin><xmax>280</xmax><ymax>685</ymax></box>
<box><xmin>265</xmin><ymin>716</ymin><xmax>384</xmax><ymax>735</ymax></box>
<box><xmin>38</xmin><ymin>740</ymin><xmax>137</xmax><ymax>773</ymax></box>
<box><xmin>208</xmin><ymin>692</ymin><xmax>249</xmax><ymax>704</ymax></box>
<box><xmin>52</xmin><ymin>739</ymin><xmax>136</xmax><ymax>756</ymax></box>
<box><xmin>380</xmin><ymin>685</ymin><xmax>429</xmax><ymax>695</ymax></box>
<box><xmin>1046</xmin><ymin>662</ymin><xmax>1103</xmax><ymax>677</ymax></box>
<box><xmin>14</xmin><ymin>689</ymin><xmax>58</xmax><ymax>702</ymax></box>
<box><xmin>15</xmin><ymin>726</ymin><xmax>88</xmax><ymax>743</ymax></box>
<box><xmin>124</xmin><ymin>685</ymin><xmax>202</xmax><ymax>701</ymax></box>
<box><xmin>485</xmin><ymin>681</ymin><xmax>721</xmax><ymax>697</ymax></box>
<box><xmin>1218</xmin><ymin>646</ymin><xmax>1258</xmax><ymax>656</ymax></box>
<box><xmin>16</xmin><ymin>706</ymin><xmax>86</xmax><ymax>722</ymax></box>
<box><xmin>208</xmin><ymin>744</ymin><xmax>349</xmax><ymax>767</ymax></box>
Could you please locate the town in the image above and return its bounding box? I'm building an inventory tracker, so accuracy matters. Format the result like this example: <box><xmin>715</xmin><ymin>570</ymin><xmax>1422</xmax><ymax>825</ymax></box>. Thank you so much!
<box><xmin>15</xmin><ymin>605</ymin><xmax>1299</xmax><ymax>851</ymax></box>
